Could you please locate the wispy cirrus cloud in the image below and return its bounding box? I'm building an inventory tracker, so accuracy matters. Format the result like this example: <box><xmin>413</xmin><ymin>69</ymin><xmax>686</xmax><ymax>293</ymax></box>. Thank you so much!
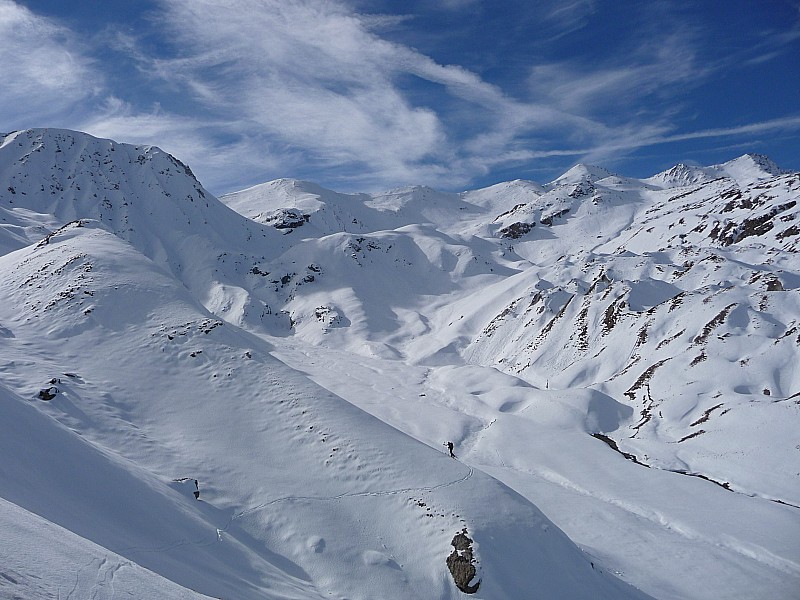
<box><xmin>542</xmin><ymin>0</ymin><xmax>597</xmax><ymax>38</ymax></box>
<box><xmin>147</xmin><ymin>0</ymin><xmax>459</xmax><ymax>188</ymax></box>
<box><xmin>645</xmin><ymin>115</ymin><xmax>800</xmax><ymax>145</ymax></box>
<box><xmin>79</xmin><ymin>97</ymin><xmax>295</xmax><ymax>193</ymax></box>
<box><xmin>145</xmin><ymin>0</ymin><xmax>620</xmax><ymax>189</ymax></box>
<box><xmin>152</xmin><ymin>0</ymin><xmax>798</xmax><ymax>189</ymax></box>
<box><xmin>537</xmin><ymin>115</ymin><xmax>800</xmax><ymax>166</ymax></box>
<box><xmin>528</xmin><ymin>28</ymin><xmax>706</xmax><ymax>118</ymax></box>
<box><xmin>435</xmin><ymin>0</ymin><xmax>482</xmax><ymax>11</ymax></box>
<box><xmin>0</xmin><ymin>0</ymin><xmax>102</xmax><ymax>128</ymax></box>
<box><xmin>2</xmin><ymin>0</ymin><xmax>799</xmax><ymax>193</ymax></box>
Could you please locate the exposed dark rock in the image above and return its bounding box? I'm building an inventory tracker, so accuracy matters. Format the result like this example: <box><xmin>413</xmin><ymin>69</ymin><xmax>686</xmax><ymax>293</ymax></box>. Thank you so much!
<box><xmin>711</xmin><ymin>200</ymin><xmax>796</xmax><ymax>245</ymax></box>
<box><xmin>668</xmin><ymin>469</ymin><xmax>732</xmax><ymax>491</ymax></box>
<box><xmin>677</xmin><ymin>429</ymin><xmax>706</xmax><ymax>443</ymax></box>
<box><xmin>314</xmin><ymin>306</ymin><xmax>341</xmax><ymax>326</ymax></box>
<box><xmin>264</xmin><ymin>209</ymin><xmax>310</xmax><ymax>229</ymax></box>
<box><xmin>498</xmin><ymin>221</ymin><xmax>535</xmax><ymax>239</ymax></box>
<box><xmin>568</xmin><ymin>183</ymin><xmax>594</xmax><ymax>198</ymax></box>
<box><xmin>167</xmin><ymin>154</ymin><xmax>196</xmax><ymax>178</ymax></box>
<box><xmin>694</xmin><ymin>304</ymin><xmax>736</xmax><ymax>344</ymax></box>
<box><xmin>494</xmin><ymin>202</ymin><xmax>528</xmax><ymax>221</ymax></box>
<box><xmin>38</xmin><ymin>386</ymin><xmax>58</xmax><ymax>401</ymax></box>
<box><xmin>766</xmin><ymin>278</ymin><xmax>784</xmax><ymax>291</ymax></box>
<box><xmin>690</xmin><ymin>350</ymin><xmax>707</xmax><ymax>366</ymax></box>
<box><xmin>591</xmin><ymin>433</ymin><xmax>650</xmax><ymax>467</ymax></box>
<box><xmin>602</xmin><ymin>297</ymin><xmax>624</xmax><ymax>334</ymax></box>
<box><xmin>541</xmin><ymin>208</ymin><xmax>570</xmax><ymax>226</ymax></box>
<box><xmin>446</xmin><ymin>529</ymin><xmax>481</xmax><ymax>594</ymax></box>
<box><xmin>690</xmin><ymin>403</ymin><xmax>723</xmax><ymax>426</ymax></box>
<box><xmin>776</xmin><ymin>224</ymin><xmax>799</xmax><ymax>240</ymax></box>
<box><xmin>173</xmin><ymin>477</ymin><xmax>200</xmax><ymax>499</ymax></box>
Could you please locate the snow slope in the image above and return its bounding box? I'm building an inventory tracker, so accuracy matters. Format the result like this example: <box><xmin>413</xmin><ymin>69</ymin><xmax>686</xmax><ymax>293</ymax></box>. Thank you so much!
<box><xmin>1</xmin><ymin>128</ymin><xmax>798</xmax><ymax>599</ymax></box>
<box><xmin>219</xmin><ymin>151</ymin><xmax>800</xmax><ymax>599</ymax></box>
<box><xmin>0</xmin><ymin>130</ymin><xmax>652</xmax><ymax>599</ymax></box>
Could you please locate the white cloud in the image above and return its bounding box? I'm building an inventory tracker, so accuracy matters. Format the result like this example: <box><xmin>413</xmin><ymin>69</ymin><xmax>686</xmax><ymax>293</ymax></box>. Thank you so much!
<box><xmin>436</xmin><ymin>0</ymin><xmax>482</xmax><ymax>10</ymax></box>
<box><xmin>146</xmin><ymin>0</ymin><xmax>621</xmax><ymax>189</ymax></box>
<box><xmin>0</xmin><ymin>0</ymin><xmax>102</xmax><ymax>128</ymax></box>
<box><xmin>547</xmin><ymin>116</ymin><xmax>800</xmax><ymax>167</ymax></box>
<box><xmin>78</xmin><ymin>0</ymin><xmax>800</xmax><ymax>190</ymax></box>
<box><xmin>528</xmin><ymin>30</ymin><xmax>706</xmax><ymax>118</ymax></box>
<box><xmin>538</xmin><ymin>0</ymin><xmax>597</xmax><ymax>41</ymax></box>
<box><xmin>153</xmin><ymin>0</ymin><xmax>452</xmax><ymax>183</ymax></box>
<box><xmin>2</xmin><ymin>0</ymin><xmax>798</xmax><ymax>194</ymax></box>
<box><xmin>79</xmin><ymin>97</ymin><xmax>291</xmax><ymax>194</ymax></box>
<box><xmin>649</xmin><ymin>116</ymin><xmax>800</xmax><ymax>144</ymax></box>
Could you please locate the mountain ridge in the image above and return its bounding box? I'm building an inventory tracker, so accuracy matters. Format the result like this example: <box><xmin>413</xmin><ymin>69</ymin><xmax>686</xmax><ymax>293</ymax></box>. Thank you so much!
<box><xmin>1</xmin><ymin>127</ymin><xmax>798</xmax><ymax>600</ymax></box>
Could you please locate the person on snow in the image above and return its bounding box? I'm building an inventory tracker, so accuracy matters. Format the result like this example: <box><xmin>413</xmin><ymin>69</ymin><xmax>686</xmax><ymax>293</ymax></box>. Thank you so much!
<box><xmin>446</xmin><ymin>441</ymin><xmax>455</xmax><ymax>458</ymax></box>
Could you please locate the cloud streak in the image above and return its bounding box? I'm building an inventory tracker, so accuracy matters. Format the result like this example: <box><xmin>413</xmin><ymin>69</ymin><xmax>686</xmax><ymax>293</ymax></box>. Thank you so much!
<box><xmin>0</xmin><ymin>0</ymin><xmax>102</xmax><ymax>128</ymax></box>
<box><xmin>1</xmin><ymin>0</ymin><xmax>798</xmax><ymax>193</ymax></box>
<box><xmin>143</xmin><ymin>1</ymin><xmax>456</xmax><ymax>187</ymax></box>
<box><xmin>148</xmin><ymin>0</ymin><xmax>622</xmax><ymax>188</ymax></box>
<box><xmin>534</xmin><ymin>115</ymin><xmax>800</xmax><ymax>165</ymax></box>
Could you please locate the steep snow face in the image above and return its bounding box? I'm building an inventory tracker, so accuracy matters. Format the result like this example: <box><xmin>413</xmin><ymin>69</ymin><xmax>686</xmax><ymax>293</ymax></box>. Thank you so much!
<box><xmin>0</xmin><ymin>129</ymin><xmax>243</xmax><ymax>243</ymax></box>
<box><xmin>0</xmin><ymin>216</ymin><xmax>651</xmax><ymax>600</ymax></box>
<box><xmin>2</xmin><ymin>128</ymin><xmax>799</xmax><ymax>600</ymax></box>
<box><xmin>0</xmin><ymin>129</ymin><xmax>297</xmax><ymax>330</ymax></box>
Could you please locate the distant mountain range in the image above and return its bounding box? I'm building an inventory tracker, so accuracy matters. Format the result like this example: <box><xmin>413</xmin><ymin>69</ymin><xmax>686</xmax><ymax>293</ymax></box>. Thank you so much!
<box><xmin>1</xmin><ymin>128</ymin><xmax>798</xmax><ymax>600</ymax></box>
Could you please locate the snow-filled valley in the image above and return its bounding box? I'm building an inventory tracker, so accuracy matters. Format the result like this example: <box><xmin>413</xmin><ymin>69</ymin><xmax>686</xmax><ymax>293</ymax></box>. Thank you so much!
<box><xmin>0</xmin><ymin>128</ymin><xmax>798</xmax><ymax>599</ymax></box>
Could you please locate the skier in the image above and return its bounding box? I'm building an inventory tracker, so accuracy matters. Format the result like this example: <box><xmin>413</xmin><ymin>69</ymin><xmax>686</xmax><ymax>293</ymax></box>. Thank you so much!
<box><xmin>193</xmin><ymin>479</ymin><xmax>200</xmax><ymax>500</ymax></box>
<box><xmin>446</xmin><ymin>441</ymin><xmax>455</xmax><ymax>458</ymax></box>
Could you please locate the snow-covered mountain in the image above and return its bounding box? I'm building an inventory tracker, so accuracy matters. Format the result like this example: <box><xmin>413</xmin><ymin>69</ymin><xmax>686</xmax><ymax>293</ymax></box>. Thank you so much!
<box><xmin>643</xmin><ymin>153</ymin><xmax>788</xmax><ymax>188</ymax></box>
<box><xmin>1</xmin><ymin>128</ymin><xmax>798</xmax><ymax>600</ymax></box>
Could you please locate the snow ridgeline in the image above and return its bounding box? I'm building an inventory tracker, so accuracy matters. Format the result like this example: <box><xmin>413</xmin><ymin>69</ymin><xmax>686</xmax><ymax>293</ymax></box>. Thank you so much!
<box><xmin>1</xmin><ymin>127</ymin><xmax>798</xmax><ymax>599</ymax></box>
<box><xmin>0</xmin><ymin>129</ymin><xmax>654</xmax><ymax>599</ymax></box>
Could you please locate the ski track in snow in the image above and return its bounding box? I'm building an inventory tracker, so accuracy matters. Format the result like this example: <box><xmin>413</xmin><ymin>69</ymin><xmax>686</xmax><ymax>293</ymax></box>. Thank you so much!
<box><xmin>62</xmin><ymin>557</ymin><xmax>126</xmax><ymax>600</ymax></box>
<box><xmin>270</xmin><ymin>339</ymin><xmax>800</xmax><ymax>599</ymax></box>
<box><xmin>478</xmin><ymin>457</ymin><xmax>800</xmax><ymax>578</ymax></box>
<box><xmin>116</xmin><ymin>464</ymin><xmax>474</xmax><ymax>558</ymax></box>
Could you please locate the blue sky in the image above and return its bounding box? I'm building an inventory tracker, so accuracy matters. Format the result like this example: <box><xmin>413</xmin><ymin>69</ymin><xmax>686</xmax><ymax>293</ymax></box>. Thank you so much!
<box><xmin>2</xmin><ymin>0</ymin><xmax>799</xmax><ymax>194</ymax></box>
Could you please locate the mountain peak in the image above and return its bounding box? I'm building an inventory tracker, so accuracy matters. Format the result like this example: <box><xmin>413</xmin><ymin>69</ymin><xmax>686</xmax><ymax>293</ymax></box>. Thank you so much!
<box><xmin>719</xmin><ymin>153</ymin><xmax>787</xmax><ymax>178</ymax></box>
<box><xmin>2</xmin><ymin>127</ymin><xmax>799</xmax><ymax>600</ymax></box>
<box><xmin>644</xmin><ymin>162</ymin><xmax>715</xmax><ymax>188</ymax></box>
<box><xmin>645</xmin><ymin>154</ymin><xmax>789</xmax><ymax>189</ymax></box>
<box><xmin>549</xmin><ymin>163</ymin><xmax>614</xmax><ymax>187</ymax></box>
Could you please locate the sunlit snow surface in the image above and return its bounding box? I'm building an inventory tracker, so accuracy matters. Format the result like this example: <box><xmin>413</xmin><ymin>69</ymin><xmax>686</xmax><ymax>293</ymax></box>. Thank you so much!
<box><xmin>1</xmin><ymin>129</ymin><xmax>798</xmax><ymax>599</ymax></box>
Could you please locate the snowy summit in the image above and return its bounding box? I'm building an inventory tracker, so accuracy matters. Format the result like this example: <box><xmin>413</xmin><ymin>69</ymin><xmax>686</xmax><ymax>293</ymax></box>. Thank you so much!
<box><xmin>1</xmin><ymin>128</ymin><xmax>799</xmax><ymax>600</ymax></box>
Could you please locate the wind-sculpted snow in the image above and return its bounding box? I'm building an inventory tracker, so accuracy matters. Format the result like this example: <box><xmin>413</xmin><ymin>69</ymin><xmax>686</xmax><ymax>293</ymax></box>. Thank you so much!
<box><xmin>216</xmin><ymin>148</ymin><xmax>800</xmax><ymax>598</ymax></box>
<box><xmin>1</xmin><ymin>128</ymin><xmax>798</xmax><ymax>599</ymax></box>
<box><xmin>0</xmin><ymin>130</ymin><xmax>653</xmax><ymax>599</ymax></box>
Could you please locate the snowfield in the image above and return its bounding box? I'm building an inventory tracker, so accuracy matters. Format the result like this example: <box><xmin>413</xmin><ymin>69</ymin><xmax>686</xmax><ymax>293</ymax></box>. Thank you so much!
<box><xmin>0</xmin><ymin>128</ymin><xmax>798</xmax><ymax>599</ymax></box>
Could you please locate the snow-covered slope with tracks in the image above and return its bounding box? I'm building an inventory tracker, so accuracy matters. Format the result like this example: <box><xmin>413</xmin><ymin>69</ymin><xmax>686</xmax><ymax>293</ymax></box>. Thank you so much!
<box><xmin>1</xmin><ymin>128</ymin><xmax>798</xmax><ymax>599</ymax></box>
<box><xmin>0</xmin><ymin>129</ymin><xmax>654</xmax><ymax>600</ymax></box>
